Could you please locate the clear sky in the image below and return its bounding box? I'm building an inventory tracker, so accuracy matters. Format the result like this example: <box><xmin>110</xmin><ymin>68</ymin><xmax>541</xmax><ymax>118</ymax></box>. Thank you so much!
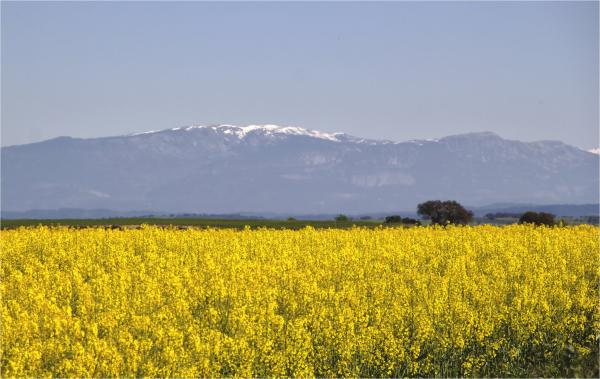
<box><xmin>1</xmin><ymin>1</ymin><xmax>598</xmax><ymax>148</ymax></box>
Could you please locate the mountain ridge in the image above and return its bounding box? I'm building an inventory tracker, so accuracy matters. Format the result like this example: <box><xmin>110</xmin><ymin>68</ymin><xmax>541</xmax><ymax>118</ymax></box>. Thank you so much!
<box><xmin>5</xmin><ymin>125</ymin><xmax>589</xmax><ymax>151</ymax></box>
<box><xmin>2</xmin><ymin>124</ymin><xmax>598</xmax><ymax>213</ymax></box>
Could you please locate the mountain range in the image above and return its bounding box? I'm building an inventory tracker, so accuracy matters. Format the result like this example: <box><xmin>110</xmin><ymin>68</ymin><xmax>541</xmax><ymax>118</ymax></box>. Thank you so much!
<box><xmin>2</xmin><ymin>124</ymin><xmax>598</xmax><ymax>214</ymax></box>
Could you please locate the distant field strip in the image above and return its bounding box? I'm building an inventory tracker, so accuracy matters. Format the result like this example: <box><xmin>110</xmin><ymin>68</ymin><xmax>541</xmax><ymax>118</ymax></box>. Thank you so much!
<box><xmin>1</xmin><ymin>225</ymin><xmax>598</xmax><ymax>377</ymax></box>
<box><xmin>0</xmin><ymin>218</ymin><xmax>380</xmax><ymax>229</ymax></box>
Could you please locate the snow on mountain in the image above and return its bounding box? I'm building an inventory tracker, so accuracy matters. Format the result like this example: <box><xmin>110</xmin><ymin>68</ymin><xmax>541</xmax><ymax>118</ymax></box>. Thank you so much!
<box><xmin>132</xmin><ymin>124</ymin><xmax>345</xmax><ymax>142</ymax></box>
<box><xmin>588</xmin><ymin>148</ymin><xmax>600</xmax><ymax>155</ymax></box>
<box><xmin>2</xmin><ymin>125</ymin><xmax>598</xmax><ymax>214</ymax></box>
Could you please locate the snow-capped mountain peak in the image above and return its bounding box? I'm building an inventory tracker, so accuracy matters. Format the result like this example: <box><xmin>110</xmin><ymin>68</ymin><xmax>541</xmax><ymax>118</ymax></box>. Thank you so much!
<box><xmin>588</xmin><ymin>148</ymin><xmax>600</xmax><ymax>155</ymax></box>
<box><xmin>152</xmin><ymin>124</ymin><xmax>345</xmax><ymax>142</ymax></box>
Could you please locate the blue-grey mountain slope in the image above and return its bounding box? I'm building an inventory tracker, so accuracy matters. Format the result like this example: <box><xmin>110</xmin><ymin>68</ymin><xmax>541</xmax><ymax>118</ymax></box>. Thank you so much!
<box><xmin>2</xmin><ymin>125</ymin><xmax>598</xmax><ymax>214</ymax></box>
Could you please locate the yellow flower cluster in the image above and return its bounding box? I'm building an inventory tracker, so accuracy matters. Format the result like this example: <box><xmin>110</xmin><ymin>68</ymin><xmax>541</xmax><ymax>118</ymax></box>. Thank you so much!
<box><xmin>1</xmin><ymin>225</ymin><xmax>598</xmax><ymax>377</ymax></box>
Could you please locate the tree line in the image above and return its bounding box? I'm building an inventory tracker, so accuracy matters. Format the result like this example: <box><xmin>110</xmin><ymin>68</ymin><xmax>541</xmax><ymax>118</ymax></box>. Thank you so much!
<box><xmin>335</xmin><ymin>200</ymin><xmax>559</xmax><ymax>226</ymax></box>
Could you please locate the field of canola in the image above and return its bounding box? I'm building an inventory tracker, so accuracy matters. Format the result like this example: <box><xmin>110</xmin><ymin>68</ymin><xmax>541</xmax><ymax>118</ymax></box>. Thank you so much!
<box><xmin>1</xmin><ymin>225</ymin><xmax>598</xmax><ymax>377</ymax></box>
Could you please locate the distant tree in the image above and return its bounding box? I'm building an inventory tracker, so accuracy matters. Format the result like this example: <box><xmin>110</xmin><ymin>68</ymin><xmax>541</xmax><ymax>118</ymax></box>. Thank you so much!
<box><xmin>519</xmin><ymin>211</ymin><xmax>555</xmax><ymax>226</ymax></box>
<box><xmin>417</xmin><ymin>200</ymin><xmax>473</xmax><ymax>225</ymax></box>
<box><xmin>384</xmin><ymin>215</ymin><xmax>403</xmax><ymax>224</ymax></box>
<box><xmin>485</xmin><ymin>213</ymin><xmax>496</xmax><ymax>220</ymax></box>
<box><xmin>401</xmin><ymin>217</ymin><xmax>422</xmax><ymax>226</ymax></box>
<box><xmin>335</xmin><ymin>214</ymin><xmax>350</xmax><ymax>222</ymax></box>
<box><xmin>287</xmin><ymin>217</ymin><xmax>297</xmax><ymax>222</ymax></box>
<box><xmin>359</xmin><ymin>216</ymin><xmax>372</xmax><ymax>220</ymax></box>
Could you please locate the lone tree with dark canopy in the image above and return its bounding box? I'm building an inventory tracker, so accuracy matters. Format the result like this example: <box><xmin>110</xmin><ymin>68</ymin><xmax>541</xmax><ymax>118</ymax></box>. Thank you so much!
<box><xmin>334</xmin><ymin>214</ymin><xmax>350</xmax><ymax>222</ymax></box>
<box><xmin>518</xmin><ymin>211</ymin><xmax>555</xmax><ymax>226</ymax></box>
<box><xmin>384</xmin><ymin>215</ymin><xmax>403</xmax><ymax>224</ymax></box>
<box><xmin>417</xmin><ymin>200</ymin><xmax>473</xmax><ymax>225</ymax></box>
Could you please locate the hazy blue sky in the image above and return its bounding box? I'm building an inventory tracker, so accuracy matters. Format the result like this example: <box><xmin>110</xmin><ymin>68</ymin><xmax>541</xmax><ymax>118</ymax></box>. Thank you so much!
<box><xmin>2</xmin><ymin>1</ymin><xmax>598</xmax><ymax>148</ymax></box>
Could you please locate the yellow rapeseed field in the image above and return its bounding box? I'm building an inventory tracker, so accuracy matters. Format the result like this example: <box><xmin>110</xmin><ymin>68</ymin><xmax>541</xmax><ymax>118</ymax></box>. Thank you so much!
<box><xmin>1</xmin><ymin>225</ymin><xmax>598</xmax><ymax>377</ymax></box>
